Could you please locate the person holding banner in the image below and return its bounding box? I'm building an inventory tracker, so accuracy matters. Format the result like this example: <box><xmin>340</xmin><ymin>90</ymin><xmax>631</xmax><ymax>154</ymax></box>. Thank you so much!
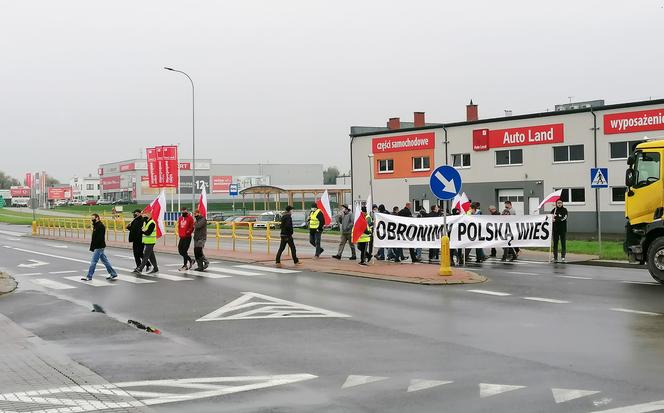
<box><xmin>398</xmin><ymin>202</ymin><xmax>421</xmax><ymax>263</ymax></box>
<box><xmin>551</xmin><ymin>200</ymin><xmax>568</xmax><ymax>263</ymax></box>
<box><xmin>307</xmin><ymin>202</ymin><xmax>325</xmax><ymax>258</ymax></box>
<box><xmin>133</xmin><ymin>209</ymin><xmax>159</xmax><ymax>274</ymax></box>
<box><xmin>357</xmin><ymin>206</ymin><xmax>372</xmax><ymax>266</ymax></box>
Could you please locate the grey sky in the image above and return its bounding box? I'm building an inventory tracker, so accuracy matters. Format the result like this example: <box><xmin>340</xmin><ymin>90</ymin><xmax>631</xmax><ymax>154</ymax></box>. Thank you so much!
<box><xmin>2</xmin><ymin>1</ymin><xmax>663</xmax><ymax>182</ymax></box>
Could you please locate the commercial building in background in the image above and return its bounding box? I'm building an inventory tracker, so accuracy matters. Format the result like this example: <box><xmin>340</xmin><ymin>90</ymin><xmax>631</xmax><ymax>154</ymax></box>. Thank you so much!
<box><xmin>97</xmin><ymin>158</ymin><xmax>324</xmax><ymax>203</ymax></box>
<box><xmin>70</xmin><ymin>175</ymin><xmax>100</xmax><ymax>201</ymax></box>
<box><xmin>350</xmin><ymin>98</ymin><xmax>664</xmax><ymax>235</ymax></box>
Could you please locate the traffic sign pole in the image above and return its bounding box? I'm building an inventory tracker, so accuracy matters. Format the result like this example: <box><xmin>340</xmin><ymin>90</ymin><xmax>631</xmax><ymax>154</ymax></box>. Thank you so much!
<box><xmin>429</xmin><ymin>166</ymin><xmax>462</xmax><ymax>277</ymax></box>
<box><xmin>439</xmin><ymin>200</ymin><xmax>452</xmax><ymax>276</ymax></box>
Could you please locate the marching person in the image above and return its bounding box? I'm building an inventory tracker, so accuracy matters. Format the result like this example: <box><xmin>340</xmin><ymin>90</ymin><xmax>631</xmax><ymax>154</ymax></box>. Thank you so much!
<box><xmin>388</xmin><ymin>206</ymin><xmax>404</xmax><ymax>262</ymax></box>
<box><xmin>276</xmin><ymin>205</ymin><xmax>299</xmax><ymax>265</ymax></box>
<box><xmin>375</xmin><ymin>204</ymin><xmax>388</xmax><ymax>260</ymax></box>
<box><xmin>552</xmin><ymin>199</ymin><xmax>568</xmax><ymax>263</ymax></box>
<box><xmin>501</xmin><ymin>201</ymin><xmax>517</xmax><ymax>262</ymax></box>
<box><xmin>357</xmin><ymin>206</ymin><xmax>372</xmax><ymax>265</ymax></box>
<box><xmin>488</xmin><ymin>205</ymin><xmax>500</xmax><ymax>257</ymax></box>
<box><xmin>176</xmin><ymin>207</ymin><xmax>195</xmax><ymax>271</ymax></box>
<box><xmin>193</xmin><ymin>209</ymin><xmax>209</xmax><ymax>271</ymax></box>
<box><xmin>126</xmin><ymin>209</ymin><xmax>150</xmax><ymax>272</ymax></box>
<box><xmin>133</xmin><ymin>209</ymin><xmax>159</xmax><ymax>274</ymax></box>
<box><xmin>428</xmin><ymin>204</ymin><xmax>441</xmax><ymax>263</ymax></box>
<box><xmin>82</xmin><ymin>213</ymin><xmax>118</xmax><ymax>281</ymax></box>
<box><xmin>332</xmin><ymin>204</ymin><xmax>357</xmax><ymax>260</ymax></box>
<box><xmin>307</xmin><ymin>202</ymin><xmax>325</xmax><ymax>258</ymax></box>
<box><xmin>398</xmin><ymin>202</ymin><xmax>421</xmax><ymax>263</ymax></box>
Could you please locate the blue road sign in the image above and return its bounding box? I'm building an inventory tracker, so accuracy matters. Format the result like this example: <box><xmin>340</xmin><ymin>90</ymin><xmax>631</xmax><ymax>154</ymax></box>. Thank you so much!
<box><xmin>590</xmin><ymin>168</ymin><xmax>609</xmax><ymax>188</ymax></box>
<box><xmin>429</xmin><ymin>165</ymin><xmax>462</xmax><ymax>200</ymax></box>
<box><xmin>229</xmin><ymin>184</ymin><xmax>239</xmax><ymax>196</ymax></box>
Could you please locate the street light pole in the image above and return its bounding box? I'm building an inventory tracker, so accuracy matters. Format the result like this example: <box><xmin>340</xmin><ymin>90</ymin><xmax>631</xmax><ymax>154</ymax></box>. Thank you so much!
<box><xmin>164</xmin><ymin>67</ymin><xmax>196</xmax><ymax>210</ymax></box>
<box><xmin>368</xmin><ymin>154</ymin><xmax>374</xmax><ymax>203</ymax></box>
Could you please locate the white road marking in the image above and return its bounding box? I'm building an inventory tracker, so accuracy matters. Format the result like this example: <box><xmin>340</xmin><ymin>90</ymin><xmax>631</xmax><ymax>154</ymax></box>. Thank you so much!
<box><xmin>31</xmin><ymin>278</ymin><xmax>77</xmax><ymax>290</ymax></box>
<box><xmin>551</xmin><ymin>387</ymin><xmax>600</xmax><ymax>403</ymax></box>
<box><xmin>169</xmin><ymin>269</ymin><xmax>232</xmax><ymax>279</ymax></box>
<box><xmin>0</xmin><ymin>374</ymin><xmax>318</xmax><ymax>412</ymax></box>
<box><xmin>15</xmin><ymin>272</ymin><xmax>43</xmax><ymax>276</ymax></box>
<box><xmin>166</xmin><ymin>263</ymin><xmax>186</xmax><ymax>267</ymax></box>
<box><xmin>591</xmin><ymin>399</ymin><xmax>664</xmax><ymax>413</ymax></box>
<box><xmin>197</xmin><ymin>292</ymin><xmax>351</xmax><ymax>321</ymax></box>
<box><xmin>5</xmin><ymin>237</ymin><xmax>21</xmax><ymax>241</ymax></box>
<box><xmin>467</xmin><ymin>289</ymin><xmax>511</xmax><ymax>297</ymax></box>
<box><xmin>17</xmin><ymin>259</ymin><xmax>49</xmax><ymax>268</ymax></box>
<box><xmin>621</xmin><ymin>281</ymin><xmax>660</xmax><ymax>285</ymax></box>
<box><xmin>610</xmin><ymin>308</ymin><xmax>662</xmax><ymax>316</ymax></box>
<box><xmin>48</xmin><ymin>244</ymin><xmax>69</xmax><ymax>249</ymax></box>
<box><xmin>522</xmin><ymin>297</ymin><xmax>570</xmax><ymax>304</ymax></box>
<box><xmin>114</xmin><ymin>274</ymin><xmax>156</xmax><ymax>284</ymax></box>
<box><xmin>64</xmin><ymin>276</ymin><xmax>116</xmax><ymax>287</ymax></box>
<box><xmin>140</xmin><ymin>271</ymin><xmax>193</xmax><ymax>281</ymax></box>
<box><xmin>557</xmin><ymin>275</ymin><xmax>593</xmax><ymax>280</ymax></box>
<box><xmin>205</xmin><ymin>266</ymin><xmax>261</xmax><ymax>276</ymax></box>
<box><xmin>112</xmin><ymin>254</ymin><xmax>135</xmax><ymax>259</ymax></box>
<box><xmin>12</xmin><ymin>247</ymin><xmax>91</xmax><ymax>264</ymax></box>
<box><xmin>507</xmin><ymin>271</ymin><xmax>538</xmax><ymax>276</ymax></box>
<box><xmin>235</xmin><ymin>264</ymin><xmax>300</xmax><ymax>274</ymax></box>
<box><xmin>49</xmin><ymin>270</ymin><xmax>78</xmax><ymax>274</ymax></box>
<box><xmin>407</xmin><ymin>379</ymin><xmax>453</xmax><ymax>393</ymax></box>
<box><xmin>0</xmin><ymin>229</ymin><xmax>26</xmax><ymax>237</ymax></box>
<box><xmin>341</xmin><ymin>375</ymin><xmax>388</xmax><ymax>389</ymax></box>
<box><xmin>479</xmin><ymin>383</ymin><xmax>526</xmax><ymax>398</ymax></box>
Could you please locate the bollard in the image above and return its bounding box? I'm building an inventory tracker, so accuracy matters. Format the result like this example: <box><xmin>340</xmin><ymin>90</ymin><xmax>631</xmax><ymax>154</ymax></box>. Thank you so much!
<box><xmin>248</xmin><ymin>223</ymin><xmax>253</xmax><ymax>253</ymax></box>
<box><xmin>32</xmin><ymin>221</ymin><xmax>37</xmax><ymax>236</ymax></box>
<box><xmin>266</xmin><ymin>224</ymin><xmax>271</xmax><ymax>254</ymax></box>
<box><xmin>232</xmin><ymin>223</ymin><xmax>236</xmax><ymax>251</ymax></box>
<box><xmin>439</xmin><ymin>235</ymin><xmax>452</xmax><ymax>276</ymax></box>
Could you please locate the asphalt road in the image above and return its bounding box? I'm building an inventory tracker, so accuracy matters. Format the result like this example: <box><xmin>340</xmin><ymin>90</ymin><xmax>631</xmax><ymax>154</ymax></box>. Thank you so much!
<box><xmin>1</xmin><ymin>225</ymin><xmax>663</xmax><ymax>412</ymax></box>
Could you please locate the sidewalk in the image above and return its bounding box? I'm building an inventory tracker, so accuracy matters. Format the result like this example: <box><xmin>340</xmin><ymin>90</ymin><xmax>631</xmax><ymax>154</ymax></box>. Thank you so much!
<box><xmin>0</xmin><ymin>312</ymin><xmax>152</xmax><ymax>412</ymax></box>
<box><xmin>32</xmin><ymin>235</ymin><xmax>486</xmax><ymax>285</ymax></box>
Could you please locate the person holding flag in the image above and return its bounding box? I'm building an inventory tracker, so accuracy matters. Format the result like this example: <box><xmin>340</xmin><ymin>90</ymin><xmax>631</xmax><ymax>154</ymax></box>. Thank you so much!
<box><xmin>133</xmin><ymin>190</ymin><xmax>166</xmax><ymax>275</ymax></box>
<box><xmin>192</xmin><ymin>187</ymin><xmax>209</xmax><ymax>271</ymax></box>
<box><xmin>352</xmin><ymin>204</ymin><xmax>372</xmax><ymax>265</ymax></box>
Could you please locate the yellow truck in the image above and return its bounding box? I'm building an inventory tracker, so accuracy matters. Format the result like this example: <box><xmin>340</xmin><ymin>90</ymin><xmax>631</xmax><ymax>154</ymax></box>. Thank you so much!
<box><xmin>624</xmin><ymin>140</ymin><xmax>664</xmax><ymax>282</ymax></box>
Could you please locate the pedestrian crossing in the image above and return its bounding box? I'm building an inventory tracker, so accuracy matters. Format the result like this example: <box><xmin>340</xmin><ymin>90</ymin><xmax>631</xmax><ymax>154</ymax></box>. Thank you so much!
<box><xmin>19</xmin><ymin>263</ymin><xmax>300</xmax><ymax>291</ymax></box>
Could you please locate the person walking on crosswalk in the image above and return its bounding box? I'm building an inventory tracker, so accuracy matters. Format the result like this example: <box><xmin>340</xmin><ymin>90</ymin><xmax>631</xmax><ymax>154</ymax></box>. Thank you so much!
<box><xmin>82</xmin><ymin>213</ymin><xmax>118</xmax><ymax>281</ymax></box>
<box><xmin>276</xmin><ymin>205</ymin><xmax>299</xmax><ymax>265</ymax></box>
<box><xmin>133</xmin><ymin>209</ymin><xmax>159</xmax><ymax>274</ymax></box>
<box><xmin>193</xmin><ymin>209</ymin><xmax>209</xmax><ymax>271</ymax></box>
<box><xmin>126</xmin><ymin>209</ymin><xmax>150</xmax><ymax>272</ymax></box>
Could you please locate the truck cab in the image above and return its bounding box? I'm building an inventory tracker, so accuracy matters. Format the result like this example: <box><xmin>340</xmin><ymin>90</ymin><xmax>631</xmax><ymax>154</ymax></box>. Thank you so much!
<box><xmin>624</xmin><ymin>140</ymin><xmax>664</xmax><ymax>282</ymax></box>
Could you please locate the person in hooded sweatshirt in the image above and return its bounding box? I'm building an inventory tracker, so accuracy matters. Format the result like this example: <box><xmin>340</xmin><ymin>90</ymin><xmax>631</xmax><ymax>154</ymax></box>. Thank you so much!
<box><xmin>551</xmin><ymin>199</ymin><xmax>568</xmax><ymax>263</ymax></box>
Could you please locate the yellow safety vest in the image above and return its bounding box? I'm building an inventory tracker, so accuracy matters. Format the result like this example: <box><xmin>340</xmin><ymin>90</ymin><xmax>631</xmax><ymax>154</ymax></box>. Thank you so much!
<box><xmin>309</xmin><ymin>209</ymin><xmax>321</xmax><ymax>229</ymax></box>
<box><xmin>358</xmin><ymin>214</ymin><xmax>372</xmax><ymax>243</ymax></box>
<box><xmin>142</xmin><ymin>219</ymin><xmax>157</xmax><ymax>245</ymax></box>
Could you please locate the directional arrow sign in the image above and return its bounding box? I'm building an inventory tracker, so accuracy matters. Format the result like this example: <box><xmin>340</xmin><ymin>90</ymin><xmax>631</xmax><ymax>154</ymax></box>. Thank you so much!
<box><xmin>18</xmin><ymin>260</ymin><xmax>49</xmax><ymax>268</ymax></box>
<box><xmin>429</xmin><ymin>165</ymin><xmax>462</xmax><ymax>200</ymax></box>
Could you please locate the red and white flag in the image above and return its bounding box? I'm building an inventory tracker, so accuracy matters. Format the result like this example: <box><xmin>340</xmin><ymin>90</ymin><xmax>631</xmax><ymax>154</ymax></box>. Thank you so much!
<box><xmin>452</xmin><ymin>192</ymin><xmax>471</xmax><ymax>213</ymax></box>
<box><xmin>351</xmin><ymin>201</ymin><xmax>368</xmax><ymax>244</ymax></box>
<box><xmin>143</xmin><ymin>189</ymin><xmax>166</xmax><ymax>238</ymax></box>
<box><xmin>316</xmin><ymin>189</ymin><xmax>333</xmax><ymax>225</ymax></box>
<box><xmin>198</xmin><ymin>185</ymin><xmax>208</xmax><ymax>218</ymax></box>
<box><xmin>536</xmin><ymin>189</ymin><xmax>563</xmax><ymax>210</ymax></box>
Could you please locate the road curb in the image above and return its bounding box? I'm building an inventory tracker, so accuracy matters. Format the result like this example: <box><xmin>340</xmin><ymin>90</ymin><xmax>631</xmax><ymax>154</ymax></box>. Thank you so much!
<box><xmin>571</xmin><ymin>260</ymin><xmax>645</xmax><ymax>270</ymax></box>
<box><xmin>0</xmin><ymin>272</ymin><xmax>18</xmax><ymax>296</ymax></box>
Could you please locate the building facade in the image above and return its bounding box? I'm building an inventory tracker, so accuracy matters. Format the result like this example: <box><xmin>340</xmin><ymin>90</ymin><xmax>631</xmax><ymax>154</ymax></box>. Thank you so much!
<box><xmin>70</xmin><ymin>175</ymin><xmax>100</xmax><ymax>201</ymax></box>
<box><xmin>98</xmin><ymin>158</ymin><xmax>324</xmax><ymax>204</ymax></box>
<box><xmin>350</xmin><ymin>99</ymin><xmax>664</xmax><ymax>235</ymax></box>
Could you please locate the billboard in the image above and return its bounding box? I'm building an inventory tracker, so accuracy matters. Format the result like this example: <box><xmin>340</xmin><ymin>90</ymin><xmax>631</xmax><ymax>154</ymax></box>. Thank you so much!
<box><xmin>146</xmin><ymin>146</ymin><xmax>179</xmax><ymax>188</ymax></box>
<box><xmin>48</xmin><ymin>187</ymin><xmax>72</xmax><ymax>200</ymax></box>
<box><xmin>100</xmin><ymin>176</ymin><xmax>121</xmax><ymax>190</ymax></box>
<box><xmin>212</xmin><ymin>176</ymin><xmax>233</xmax><ymax>193</ymax></box>
<box><xmin>10</xmin><ymin>186</ymin><xmax>30</xmax><ymax>197</ymax></box>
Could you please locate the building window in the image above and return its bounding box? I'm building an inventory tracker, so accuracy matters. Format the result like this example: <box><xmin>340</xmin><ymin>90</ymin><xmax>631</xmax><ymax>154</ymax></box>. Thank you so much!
<box><xmin>452</xmin><ymin>153</ymin><xmax>471</xmax><ymax>168</ymax></box>
<box><xmin>496</xmin><ymin>149</ymin><xmax>523</xmax><ymax>166</ymax></box>
<box><xmin>610</xmin><ymin>141</ymin><xmax>642</xmax><ymax>160</ymax></box>
<box><xmin>555</xmin><ymin>187</ymin><xmax>586</xmax><ymax>204</ymax></box>
<box><xmin>412</xmin><ymin>156</ymin><xmax>431</xmax><ymax>172</ymax></box>
<box><xmin>611</xmin><ymin>186</ymin><xmax>626</xmax><ymax>204</ymax></box>
<box><xmin>553</xmin><ymin>144</ymin><xmax>584</xmax><ymax>163</ymax></box>
<box><xmin>377</xmin><ymin>159</ymin><xmax>394</xmax><ymax>174</ymax></box>
<box><xmin>86</xmin><ymin>184</ymin><xmax>95</xmax><ymax>190</ymax></box>
<box><xmin>498</xmin><ymin>195</ymin><xmax>524</xmax><ymax>202</ymax></box>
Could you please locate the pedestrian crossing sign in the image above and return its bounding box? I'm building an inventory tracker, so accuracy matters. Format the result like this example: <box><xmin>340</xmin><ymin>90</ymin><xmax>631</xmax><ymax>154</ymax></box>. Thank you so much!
<box><xmin>590</xmin><ymin>168</ymin><xmax>608</xmax><ymax>188</ymax></box>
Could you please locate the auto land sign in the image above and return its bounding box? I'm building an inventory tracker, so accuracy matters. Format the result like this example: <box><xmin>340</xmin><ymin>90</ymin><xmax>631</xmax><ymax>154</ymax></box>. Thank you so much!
<box><xmin>472</xmin><ymin>123</ymin><xmax>564</xmax><ymax>151</ymax></box>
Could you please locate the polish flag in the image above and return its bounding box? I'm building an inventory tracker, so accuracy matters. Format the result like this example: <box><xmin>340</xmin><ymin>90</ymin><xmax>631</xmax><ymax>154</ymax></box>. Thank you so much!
<box><xmin>452</xmin><ymin>192</ymin><xmax>471</xmax><ymax>213</ymax></box>
<box><xmin>536</xmin><ymin>189</ymin><xmax>563</xmax><ymax>210</ymax></box>
<box><xmin>316</xmin><ymin>189</ymin><xmax>333</xmax><ymax>225</ymax></box>
<box><xmin>197</xmin><ymin>185</ymin><xmax>208</xmax><ymax>218</ymax></box>
<box><xmin>351</xmin><ymin>201</ymin><xmax>368</xmax><ymax>243</ymax></box>
<box><xmin>143</xmin><ymin>189</ymin><xmax>166</xmax><ymax>238</ymax></box>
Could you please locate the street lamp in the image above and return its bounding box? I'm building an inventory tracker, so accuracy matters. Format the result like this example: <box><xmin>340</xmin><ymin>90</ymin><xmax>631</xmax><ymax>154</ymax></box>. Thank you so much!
<box><xmin>368</xmin><ymin>154</ymin><xmax>374</xmax><ymax>204</ymax></box>
<box><xmin>164</xmin><ymin>67</ymin><xmax>196</xmax><ymax>210</ymax></box>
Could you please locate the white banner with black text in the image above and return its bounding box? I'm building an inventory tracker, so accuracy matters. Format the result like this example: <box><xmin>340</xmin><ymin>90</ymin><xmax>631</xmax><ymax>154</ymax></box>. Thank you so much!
<box><xmin>373</xmin><ymin>213</ymin><xmax>552</xmax><ymax>249</ymax></box>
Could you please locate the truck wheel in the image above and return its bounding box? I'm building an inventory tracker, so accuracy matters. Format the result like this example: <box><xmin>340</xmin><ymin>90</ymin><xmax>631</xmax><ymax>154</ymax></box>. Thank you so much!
<box><xmin>646</xmin><ymin>238</ymin><xmax>664</xmax><ymax>284</ymax></box>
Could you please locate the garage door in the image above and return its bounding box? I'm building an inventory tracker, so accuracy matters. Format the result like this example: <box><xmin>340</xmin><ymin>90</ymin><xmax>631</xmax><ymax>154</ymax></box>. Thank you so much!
<box><xmin>498</xmin><ymin>189</ymin><xmax>524</xmax><ymax>215</ymax></box>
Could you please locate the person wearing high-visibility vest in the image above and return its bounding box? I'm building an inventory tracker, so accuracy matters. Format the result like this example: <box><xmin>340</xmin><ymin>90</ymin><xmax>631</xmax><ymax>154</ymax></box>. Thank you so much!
<box><xmin>307</xmin><ymin>202</ymin><xmax>325</xmax><ymax>257</ymax></box>
<box><xmin>133</xmin><ymin>209</ymin><xmax>159</xmax><ymax>274</ymax></box>
<box><xmin>357</xmin><ymin>206</ymin><xmax>372</xmax><ymax>266</ymax></box>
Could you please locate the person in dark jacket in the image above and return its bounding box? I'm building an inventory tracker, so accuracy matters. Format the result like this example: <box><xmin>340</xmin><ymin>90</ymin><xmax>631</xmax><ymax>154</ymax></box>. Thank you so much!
<box><xmin>193</xmin><ymin>209</ymin><xmax>209</xmax><ymax>271</ymax></box>
<box><xmin>81</xmin><ymin>213</ymin><xmax>118</xmax><ymax>281</ymax></box>
<box><xmin>126</xmin><ymin>209</ymin><xmax>150</xmax><ymax>271</ymax></box>
<box><xmin>133</xmin><ymin>209</ymin><xmax>159</xmax><ymax>274</ymax></box>
<box><xmin>552</xmin><ymin>200</ymin><xmax>568</xmax><ymax>263</ymax></box>
<box><xmin>276</xmin><ymin>205</ymin><xmax>299</xmax><ymax>264</ymax></box>
<box><xmin>428</xmin><ymin>205</ymin><xmax>441</xmax><ymax>262</ymax></box>
<box><xmin>398</xmin><ymin>202</ymin><xmax>421</xmax><ymax>263</ymax></box>
<box><xmin>488</xmin><ymin>205</ymin><xmax>501</xmax><ymax>257</ymax></box>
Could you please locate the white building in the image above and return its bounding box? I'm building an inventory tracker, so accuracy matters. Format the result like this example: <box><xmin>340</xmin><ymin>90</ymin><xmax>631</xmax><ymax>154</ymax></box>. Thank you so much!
<box><xmin>70</xmin><ymin>175</ymin><xmax>100</xmax><ymax>201</ymax></box>
<box><xmin>350</xmin><ymin>99</ymin><xmax>664</xmax><ymax>235</ymax></box>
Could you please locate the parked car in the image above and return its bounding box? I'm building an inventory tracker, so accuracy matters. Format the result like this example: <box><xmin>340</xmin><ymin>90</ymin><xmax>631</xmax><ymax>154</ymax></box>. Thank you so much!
<box><xmin>253</xmin><ymin>212</ymin><xmax>281</xmax><ymax>229</ymax></box>
<box><xmin>84</xmin><ymin>199</ymin><xmax>98</xmax><ymax>206</ymax></box>
<box><xmin>112</xmin><ymin>199</ymin><xmax>130</xmax><ymax>205</ymax></box>
<box><xmin>226</xmin><ymin>216</ymin><xmax>257</xmax><ymax>227</ymax></box>
<box><xmin>97</xmin><ymin>199</ymin><xmax>113</xmax><ymax>205</ymax></box>
<box><xmin>290</xmin><ymin>211</ymin><xmax>307</xmax><ymax>228</ymax></box>
<box><xmin>53</xmin><ymin>200</ymin><xmax>68</xmax><ymax>207</ymax></box>
<box><xmin>207</xmin><ymin>212</ymin><xmax>226</xmax><ymax>222</ymax></box>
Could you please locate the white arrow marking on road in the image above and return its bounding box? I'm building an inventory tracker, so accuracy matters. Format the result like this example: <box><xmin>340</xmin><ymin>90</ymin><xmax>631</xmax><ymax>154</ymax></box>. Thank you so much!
<box><xmin>197</xmin><ymin>292</ymin><xmax>351</xmax><ymax>322</ymax></box>
<box><xmin>17</xmin><ymin>259</ymin><xmax>49</xmax><ymax>268</ymax></box>
<box><xmin>236</xmin><ymin>264</ymin><xmax>300</xmax><ymax>274</ymax></box>
<box><xmin>407</xmin><ymin>379</ymin><xmax>453</xmax><ymax>393</ymax></box>
<box><xmin>341</xmin><ymin>375</ymin><xmax>388</xmax><ymax>389</ymax></box>
<box><xmin>479</xmin><ymin>383</ymin><xmax>526</xmax><ymax>398</ymax></box>
<box><xmin>551</xmin><ymin>388</ymin><xmax>600</xmax><ymax>403</ymax></box>
<box><xmin>434</xmin><ymin>170</ymin><xmax>457</xmax><ymax>194</ymax></box>
<box><xmin>591</xmin><ymin>399</ymin><xmax>664</xmax><ymax>413</ymax></box>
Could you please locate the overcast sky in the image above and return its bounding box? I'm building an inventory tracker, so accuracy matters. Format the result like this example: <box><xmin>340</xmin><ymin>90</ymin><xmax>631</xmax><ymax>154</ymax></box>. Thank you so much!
<box><xmin>2</xmin><ymin>1</ymin><xmax>663</xmax><ymax>182</ymax></box>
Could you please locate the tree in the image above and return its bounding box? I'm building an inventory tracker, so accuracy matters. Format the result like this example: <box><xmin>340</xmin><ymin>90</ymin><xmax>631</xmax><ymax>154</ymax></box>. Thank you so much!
<box><xmin>323</xmin><ymin>166</ymin><xmax>340</xmax><ymax>185</ymax></box>
<box><xmin>0</xmin><ymin>171</ymin><xmax>20</xmax><ymax>189</ymax></box>
<box><xmin>46</xmin><ymin>176</ymin><xmax>60</xmax><ymax>187</ymax></box>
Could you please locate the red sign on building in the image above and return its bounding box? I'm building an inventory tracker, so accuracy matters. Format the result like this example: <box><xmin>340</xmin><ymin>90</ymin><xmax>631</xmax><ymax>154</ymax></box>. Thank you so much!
<box><xmin>472</xmin><ymin>129</ymin><xmax>490</xmax><ymax>151</ymax></box>
<box><xmin>100</xmin><ymin>176</ymin><xmax>121</xmax><ymax>190</ymax></box>
<box><xmin>10</xmin><ymin>186</ymin><xmax>30</xmax><ymax>197</ymax></box>
<box><xmin>98</xmin><ymin>168</ymin><xmax>104</xmax><ymax>176</ymax></box>
<box><xmin>372</xmin><ymin>132</ymin><xmax>436</xmax><ymax>154</ymax></box>
<box><xmin>119</xmin><ymin>163</ymin><xmax>135</xmax><ymax>172</ymax></box>
<box><xmin>48</xmin><ymin>187</ymin><xmax>72</xmax><ymax>200</ymax></box>
<box><xmin>212</xmin><ymin>176</ymin><xmax>233</xmax><ymax>193</ymax></box>
<box><xmin>146</xmin><ymin>146</ymin><xmax>179</xmax><ymax>188</ymax></box>
<box><xmin>604</xmin><ymin>108</ymin><xmax>664</xmax><ymax>135</ymax></box>
<box><xmin>179</xmin><ymin>162</ymin><xmax>191</xmax><ymax>170</ymax></box>
<box><xmin>472</xmin><ymin>123</ymin><xmax>564</xmax><ymax>151</ymax></box>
